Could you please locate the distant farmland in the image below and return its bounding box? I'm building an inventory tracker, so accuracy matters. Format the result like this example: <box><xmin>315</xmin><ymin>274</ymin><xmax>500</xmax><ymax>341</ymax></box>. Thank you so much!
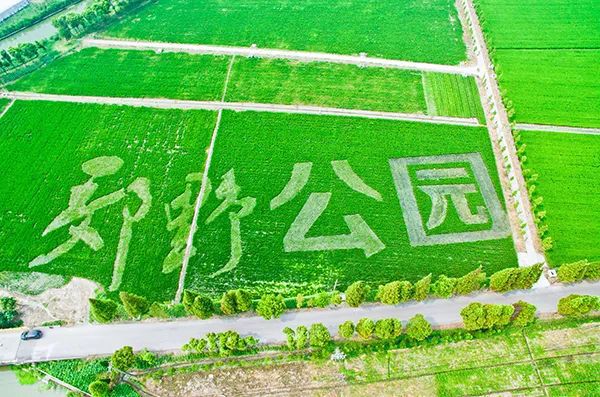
<box><xmin>103</xmin><ymin>0</ymin><xmax>467</xmax><ymax>63</ymax></box>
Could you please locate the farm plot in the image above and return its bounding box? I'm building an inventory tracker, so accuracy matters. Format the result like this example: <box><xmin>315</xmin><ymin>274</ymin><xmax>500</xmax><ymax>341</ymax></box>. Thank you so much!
<box><xmin>103</xmin><ymin>0</ymin><xmax>467</xmax><ymax>64</ymax></box>
<box><xmin>0</xmin><ymin>101</ymin><xmax>216</xmax><ymax>301</ymax></box>
<box><xmin>476</xmin><ymin>0</ymin><xmax>600</xmax><ymax>50</ymax></box>
<box><xmin>184</xmin><ymin>111</ymin><xmax>516</xmax><ymax>297</ymax></box>
<box><xmin>9</xmin><ymin>48</ymin><xmax>485</xmax><ymax>118</ymax></box>
<box><xmin>476</xmin><ymin>0</ymin><xmax>600</xmax><ymax>128</ymax></box>
<box><xmin>494</xmin><ymin>50</ymin><xmax>600</xmax><ymax>128</ymax></box>
<box><xmin>9</xmin><ymin>48</ymin><xmax>230</xmax><ymax>100</ymax></box>
<box><xmin>520</xmin><ymin>131</ymin><xmax>600</xmax><ymax>265</ymax></box>
<box><xmin>422</xmin><ymin>72</ymin><xmax>484</xmax><ymax>121</ymax></box>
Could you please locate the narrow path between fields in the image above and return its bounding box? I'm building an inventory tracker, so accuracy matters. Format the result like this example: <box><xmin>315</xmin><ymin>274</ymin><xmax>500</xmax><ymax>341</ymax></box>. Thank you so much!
<box><xmin>0</xmin><ymin>281</ymin><xmax>597</xmax><ymax>364</ymax></box>
<box><xmin>0</xmin><ymin>98</ymin><xmax>15</xmax><ymax>118</ymax></box>
<box><xmin>515</xmin><ymin>123</ymin><xmax>600</xmax><ymax>136</ymax></box>
<box><xmin>83</xmin><ymin>38</ymin><xmax>478</xmax><ymax>76</ymax></box>
<box><xmin>2</xmin><ymin>91</ymin><xmax>480</xmax><ymax>127</ymax></box>
<box><xmin>461</xmin><ymin>0</ymin><xmax>545</xmax><ymax>267</ymax></box>
<box><xmin>175</xmin><ymin>56</ymin><xmax>237</xmax><ymax>303</ymax></box>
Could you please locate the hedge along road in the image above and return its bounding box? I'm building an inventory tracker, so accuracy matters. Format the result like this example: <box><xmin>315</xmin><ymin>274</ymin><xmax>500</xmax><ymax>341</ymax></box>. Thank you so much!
<box><xmin>82</xmin><ymin>38</ymin><xmax>479</xmax><ymax>76</ymax></box>
<box><xmin>1</xmin><ymin>281</ymin><xmax>598</xmax><ymax>364</ymax></box>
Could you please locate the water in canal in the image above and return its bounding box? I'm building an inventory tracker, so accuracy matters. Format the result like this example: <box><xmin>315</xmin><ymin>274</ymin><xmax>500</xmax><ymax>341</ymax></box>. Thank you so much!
<box><xmin>0</xmin><ymin>367</ymin><xmax>66</xmax><ymax>397</ymax></box>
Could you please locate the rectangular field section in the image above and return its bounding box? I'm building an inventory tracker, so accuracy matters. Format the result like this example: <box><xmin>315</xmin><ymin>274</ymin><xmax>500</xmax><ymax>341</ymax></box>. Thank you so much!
<box><xmin>0</xmin><ymin>101</ymin><xmax>216</xmax><ymax>301</ymax></box>
<box><xmin>476</xmin><ymin>0</ymin><xmax>600</xmax><ymax>128</ymax></box>
<box><xmin>520</xmin><ymin>131</ymin><xmax>600</xmax><ymax>265</ymax></box>
<box><xmin>10</xmin><ymin>48</ymin><xmax>484</xmax><ymax>118</ymax></box>
<box><xmin>185</xmin><ymin>112</ymin><xmax>516</xmax><ymax>296</ymax></box>
<box><xmin>103</xmin><ymin>0</ymin><xmax>467</xmax><ymax>63</ymax></box>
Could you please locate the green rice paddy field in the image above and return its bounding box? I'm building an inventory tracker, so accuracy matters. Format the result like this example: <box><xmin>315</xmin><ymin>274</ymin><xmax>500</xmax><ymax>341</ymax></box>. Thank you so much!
<box><xmin>186</xmin><ymin>111</ymin><xmax>516</xmax><ymax>296</ymax></box>
<box><xmin>103</xmin><ymin>0</ymin><xmax>467</xmax><ymax>64</ymax></box>
<box><xmin>476</xmin><ymin>0</ymin><xmax>600</xmax><ymax>128</ymax></box>
<box><xmin>10</xmin><ymin>48</ymin><xmax>484</xmax><ymax>118</ymax></box>
<box><xmin>520</xmin><ymin>131</ymin><xmax>600</xmax><ymax>265</ymax></box>
<box><xmin>0</xmin><ymin>101</ymin><xmax>215</xmax><ymax>301</ymax></box>
<box><xmin>0</xmin><ymin>102</ymin><xmax>515</xmax><ymax>300</ymax></box>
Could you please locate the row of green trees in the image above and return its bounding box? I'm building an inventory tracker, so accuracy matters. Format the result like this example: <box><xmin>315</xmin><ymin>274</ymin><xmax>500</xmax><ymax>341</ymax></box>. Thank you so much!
<box><xmin>182</xmin><ymin>331</ymin><xmax>258</xmax><ymax>357</ymax></box>
<box><xmin>460</xmin><ymin>301</ymin><xmax>537</xmax><ymax>331</ymax></box>
<box><xmin>0</xmin><ymin>41</ymin><xmax>47</xmax><ymax>72</ymax></box>
<box><xmin>89</xmin><ymin>263</ymin><xmax>596</xmax><ymax>324</ymax></box>
<box><xmin>345</xmin><ymin>265</ymin><xmax>543</xmax><ymax>308</ymax></box>
<box><xmin>53</xmin><ymin>0</ymin><xmax>144</xmax><ymax>39</ymax></box>
<box><xmin>557</xmin><ymin>260</ymin><xmax>600</xmax><ymax>283</ymax></box>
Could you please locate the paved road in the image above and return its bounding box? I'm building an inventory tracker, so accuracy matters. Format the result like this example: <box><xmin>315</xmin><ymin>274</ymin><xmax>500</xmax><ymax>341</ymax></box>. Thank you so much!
<box><xmin>515</xmin><ymin>124</ymin><xmax>600</xmax><ymax>136</ymax></box>
<box><xmin>461</xmin><ymin>0</ymin><xmax>545</xmax><ymax>267</ymax></box>
<box><xmin>1</xmin><ymin>282</ymin><xmax>597</xmax><ymax>364</ymax></box>
<box><xmin>2</xmin><ymin>91</ymin><xmax>480</xmax><ymax>127</ymax></box>
<box><xmin>83</xmin><ymin>38</ymin><xmax>478</xmax><ymax>76</ymax></box>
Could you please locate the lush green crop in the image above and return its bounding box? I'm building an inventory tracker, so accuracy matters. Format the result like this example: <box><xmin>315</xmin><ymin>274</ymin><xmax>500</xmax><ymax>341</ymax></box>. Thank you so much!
<box><xmin>0</xmin><ymin>101</ymin><xmax>215</xmax><ymax>301</ymax></box>
<box><xmin>10</xmin><ymin>48</ymin><xmax>230</xmax><ymax>100</ymax></box>
<box><xmin>226</xmin><ymin>57</ymin><xmax>426</xmax><ymax>113</ymax></box>
<box><xmin>476</xmin><ymin>0</ymin><xmax>600</xmax><ymax>128</ymax></box>
<box><xmin>11</xmin><ymin>48</ymin><xmax>484</xmax><ymax>118</ymax></box>
<box><xmin>422</xmin><ymin>73</ymin><xmax>484</xmax><ymax>121</ymax></box>
<box><xmin>185</xmin><ymin>111</ymin><xmax>516</xmax><ymax>297</ymax></box>
<box><xmin>104</xmin><ymin>0</ymin><xmax>467</xmax><ymax>63</ymax></box>
<box><xmin>477</xmin><ymin>0</ymin><xmax>600</xmax><ymax>49</ymax></box>
<box><xmin>495</xmin><ymin>49</ymin><xmax>600</xmax><ymax>128</ymax></box>
<box><xmin>520</xmin><ymin>131</ymin><xmax>600</xmax><ymax>265</ymax></box>
<box><xmin>0</xmin><ymin>99</ymin><xmax>10</xmax><ymax>113</ymax></box>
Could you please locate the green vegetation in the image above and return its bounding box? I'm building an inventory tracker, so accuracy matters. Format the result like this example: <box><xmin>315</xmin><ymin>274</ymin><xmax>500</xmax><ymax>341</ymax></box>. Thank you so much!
<box><xmin>422</xmin><ymin>73</ymin><xmax>484</xmax><ymax>121</ymax></box>
<box><xmin>476</xmin><ymin>0</ymin><xmax>600</xmax><ymax>128</ymax></box>
<box><xmin>557</xmin><ymin>295</ymin><xmax>600</xmax><ymax>317</ymax></box>
<box><xmin>10</xmin><ymin>48</ymin><xmax>229</xmax><ymax>100</ymax></box>
<box><xmin>477</xmin><ymin>0</ymin><xmax>599</xmax><ymax>50</ymax></box>
<box><xmin>220</xmin><ymin>289</ymin><xmax>252</xmax><ymax>315</ymax></box>
<box><xmin>0</xmin><ymin>297</ymin><xmax>22</xmax><ymax>329</ymax></box>
<box><xmin>405</xmin><ymin>314</ymin><xmax>432</xmax><ymax>341</ymax></box>
<box><xmin>186</xmin><ymin>111</ymin><xmax>516</xmax><ymax>297</ymax></box>
<box><xmin>344</xmin><ymin>281</ymin><xmax>369</xmax><ymax>307</ymax></box>
<box><xmin>256</xmin><ymin>294</ymin><xmax>286</xmax><ymax>320</ymax></box>
<box><xmin>0</xmin><ymin>0</ymin><xmax>81</xmax><ymax>39</ymax></box>
<box><xmin>11</xmin><ymin>48</ymin><xmax>484</xmax><ymax>118</ymax></box>
<box><xmin>227</xmin><ymin>57</ymin><xmax>426</xmax><ymax>113</ymax></box>
<box><xmin>0</xmin><ymin>101</ymin><xmax>215</xmax><ymax>301</ymax></box>
<box><xmin>520</xmin><ymin>132</ymin><xmax>600</xmax><ymax>264</ymax></box>
<box><xmin>460</xmin><ymin>302</ymin><xmax>514</xmax><ymax>331</ymax></box>
<box><xmin>182</xmin><ymin>331</ymin><xmax>258</xmax><ymax>356</ymax></box>
<box><xmin>558</xmin><ymin>260</ymin><xmax>600</xmax><ymax>283</ymax></box>
<box><xmin>309</xmin><ymin>323</ymin><xmax>331</xmax><ymax>347</ymax></box>
<box><xmin>89</xmin><ymin>298</ymin><xmax>118</xmax><ymax>323</ymax></box>
<box><xmin>495</xmin><ymin>49</ymin><xmax>600</xmax><ymax>128</ymax></box>
<box><xmin>339</xmin><ymin>321</ymin><xmax>355</xmax><ymax>339</ymax></box>
<box><xmin>111</xmin><ymin>346</ymin><xmax>135</xmax><ymax>371</ymax></box>
<box><xmin>105</xmin><ymin>0</ymin><xmax>467</xmax><ymax>63</ymax></box>
<box><xmin>489</xmin><ymin>265</ymin><xmax>542</xmax><ymax>293</ymax></box>
<box><xmin>0</xmin><ymin>99</ymin><xmax>11</xmax><ymax>113</ymax></box>
<box><xmin>119</xmin><ymin>291</ymin><xmax>149</xmax><ymax>318</ymax></box>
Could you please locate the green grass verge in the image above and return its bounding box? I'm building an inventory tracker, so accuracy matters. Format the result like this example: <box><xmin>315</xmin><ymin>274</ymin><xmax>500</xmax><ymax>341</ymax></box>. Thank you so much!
<box><xmin>9</xmin><ymin>48</ymin><xmax>230</xmax><ymax>100</ymax></box>
<box><xmin>520</xmin><ymin>131</ymin><xmax>600</xmax><ymax>265</ymax></box>
<box><xmin>422</xmin><ymin>73</ymin><xmax>484</xmax><ymax>121</ymax></box>
<box><xmin>0</xmin><ymin>101</ymin><xmax>215</xmax><ymax>301</ymax></box>
<box><xmin>185</xmin><ymin>111</ymin><xmax>516</xmax><ymax>297</ymax></box>
<box><xmin>495</xmin><ymin>49</ymin><xmax>600</xmax><ymax>128</ymax></box>
<box><xmin>226</xmin><ymin>57</ymin><xmax>426</xmax><ymax>113</ymax></box>
<box><xmin>103</xmin><ymin>0</ymin><xmax>467</xmax><ymax>63</ymax></box>
<box><xmin>476</xmin><ymin>0</ymin><xmax>600</xmax><ymax>50</ymax></box>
